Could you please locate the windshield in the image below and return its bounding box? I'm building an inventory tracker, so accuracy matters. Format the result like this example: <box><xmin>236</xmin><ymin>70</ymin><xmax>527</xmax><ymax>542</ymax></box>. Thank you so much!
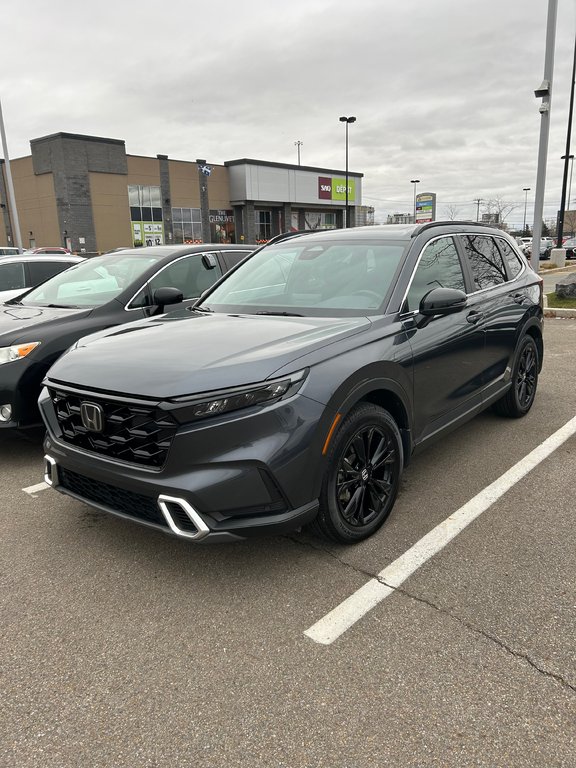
<box><xmin>201</xmin><ymin>238</ymin><xmax>407</xmax><ymax>316</ymax></box>
<box><xmin>17</xmin><ymin>253</ymin><xmax>163</xmax><ymax>307</ymax></box>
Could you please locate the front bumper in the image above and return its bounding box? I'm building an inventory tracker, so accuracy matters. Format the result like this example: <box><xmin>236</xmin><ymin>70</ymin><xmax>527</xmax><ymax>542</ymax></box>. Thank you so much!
<box><xmin>40</xmin><ymin>386</ymin><xmax>326</xmax><ymax>542</ymax></box>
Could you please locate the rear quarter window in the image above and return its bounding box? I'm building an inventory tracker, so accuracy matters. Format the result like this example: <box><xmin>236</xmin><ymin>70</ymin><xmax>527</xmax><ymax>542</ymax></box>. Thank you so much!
<box><xmin>496</xmin><ymin>239</ymin><xmax>524</xmax><ymax>278</ymax></box>
<box><xmin>460</xmin><ymin>235</ymin><xmax>507</xmax><ymax>290</ymax></box>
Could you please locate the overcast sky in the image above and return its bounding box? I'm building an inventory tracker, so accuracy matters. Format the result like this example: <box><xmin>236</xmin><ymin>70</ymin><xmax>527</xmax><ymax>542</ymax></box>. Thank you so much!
<box><xmin>2</xmin><ymin>0</ymin><xmax>575</xmax><ymax>229</ymax></box>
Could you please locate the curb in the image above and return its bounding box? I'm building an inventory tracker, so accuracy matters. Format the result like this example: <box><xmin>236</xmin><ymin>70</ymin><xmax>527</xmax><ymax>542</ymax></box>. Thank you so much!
<box><xmin>544</xmin><ymin>308</ymin><xmax>576</xmax><ymax>318</ymax></box>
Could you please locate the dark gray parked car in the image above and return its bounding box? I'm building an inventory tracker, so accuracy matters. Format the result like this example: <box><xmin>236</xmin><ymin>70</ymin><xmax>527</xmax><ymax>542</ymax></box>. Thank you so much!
<box><xmin>40</xmin><ymin>223</ymin><xmax>543</xmax><ymax>544</ymax></box>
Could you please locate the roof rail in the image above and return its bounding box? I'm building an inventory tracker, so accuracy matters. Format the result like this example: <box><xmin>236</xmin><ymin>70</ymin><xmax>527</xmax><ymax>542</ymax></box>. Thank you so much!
<box><xmin>264</xmin><ymin>230</ymin><xmax>317</xmax><ymax>246</ymax></box>
<box><xmin>411</xmin><ymin>220</ymin><xmax>493</xmax><ymax>237</ymax></box>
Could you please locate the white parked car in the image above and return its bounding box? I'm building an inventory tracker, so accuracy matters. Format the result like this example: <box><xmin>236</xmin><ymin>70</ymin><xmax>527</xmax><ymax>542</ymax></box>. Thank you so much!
<box><xmin>0</xmin><ymin>254</ymin><xmax>85</xmax><ymax>303</ymax></box>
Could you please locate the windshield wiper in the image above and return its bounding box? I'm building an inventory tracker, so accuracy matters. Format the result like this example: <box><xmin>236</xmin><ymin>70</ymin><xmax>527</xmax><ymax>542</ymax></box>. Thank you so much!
<box><xmin>254</xmin><ymin>310</ymin><xmax>303</xmax><ymax>317</ymax></box>
<box><xmin>191</xmin><ymin>305</ymin><xmax>213</xmax><ymax>313</ymax></box>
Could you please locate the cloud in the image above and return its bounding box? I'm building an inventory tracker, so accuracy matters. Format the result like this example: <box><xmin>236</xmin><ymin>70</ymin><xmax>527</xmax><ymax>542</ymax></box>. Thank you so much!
<box><xmin>1</xmin><ymin>0</ymin><xmax>574</xmax><ymax>228</ymax></box>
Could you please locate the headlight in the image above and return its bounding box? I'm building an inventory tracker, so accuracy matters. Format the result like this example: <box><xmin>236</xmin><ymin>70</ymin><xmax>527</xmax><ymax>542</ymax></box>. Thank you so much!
<box><xmin>170</xmin><ymin>369</ymin><xmax>307</xmax><ymax>424</ymax></box>
<box><xmin>0</xmin><ymin>342</ymin><xmax>41</xmax><ymax>365</ymax></box>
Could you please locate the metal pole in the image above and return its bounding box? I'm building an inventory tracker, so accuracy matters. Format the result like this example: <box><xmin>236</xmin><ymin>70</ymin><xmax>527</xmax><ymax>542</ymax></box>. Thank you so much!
<box><xmin>339</xmin><ymin>116</ymin><xmax>356</xmax><ymax>229</ymax></box>
<box><xmin>411</xmin><ymin>179</ymin><xmax>420</xmax><ymax>222</ymax></box>
<box><xmin>523</xmin><ymin>188</ymin><xmax>530</xmax><ymax>232</ymax></box>
<box><xmin>557</xmin><ymin>32</ymin><xmax>576</xmax><ymax>246</ymax></box>
<box><xmin>345</xmin><ymin>121</ymin><xmax>349</xmax><ymax>228</ymax></box>
<box><xmin>532</xmin><ymin>0</ymin><xmax>557</xmax><ymax>272</ymax></box>
<box><xmin>0</xmin><ymin>98</ymin><xmax>23</xmax><ymax>252</ymax></box>
<box><xmin>294</xmin><ymin>140</ymin><xmax>303</xmax><ymax>165</ymax></box>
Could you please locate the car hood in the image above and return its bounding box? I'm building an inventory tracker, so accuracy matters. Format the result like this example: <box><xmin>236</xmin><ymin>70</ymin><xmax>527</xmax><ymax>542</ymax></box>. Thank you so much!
<box><xmin>0</xmin><ymin>289</ymin><xmax>25</xmax><ymax>303</ymax></box>
<box><xmin>0</xmin><ymin>303</ymin><xmax>92</xmax><ymax>341</ymax></box>
<box><xmin>47</xmin><ymin>311</ymin><xmax>371</xmax><ymax>398</ymax></box>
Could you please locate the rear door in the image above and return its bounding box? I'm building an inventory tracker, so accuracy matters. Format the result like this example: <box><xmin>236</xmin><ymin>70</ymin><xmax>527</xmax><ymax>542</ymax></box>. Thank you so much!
<box><xmin>457</xmin><ymin>234</ymin><xmax>522</xmax><ymax>402</ymax></box>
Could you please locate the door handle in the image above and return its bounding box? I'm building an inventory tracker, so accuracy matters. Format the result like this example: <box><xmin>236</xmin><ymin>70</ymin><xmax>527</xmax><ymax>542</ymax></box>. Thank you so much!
<box><xmin>466</xmin><ymin>311</ymin><xmax>484</xmax><ymax>324</ymax></box>
<box><xmin>509</xmin><ymin>292</ymin><xmax>525</xmax><ymax>304</ymax></box>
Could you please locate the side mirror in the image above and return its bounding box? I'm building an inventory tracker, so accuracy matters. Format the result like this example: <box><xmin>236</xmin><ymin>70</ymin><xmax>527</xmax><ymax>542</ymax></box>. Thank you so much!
<box><xmin>416</xmin><ymin>287</ymin><xmax>467</xmax><ymax>327</ymax></box>
<box><xmin>202</xmin><ymin>253</ymin><xmax>218</xmax><ymax>269</ymax></box>
<box><xmin>152</xmin><ymin>286</ymin><xmax>184</xmax><ymax>313</ymax></box>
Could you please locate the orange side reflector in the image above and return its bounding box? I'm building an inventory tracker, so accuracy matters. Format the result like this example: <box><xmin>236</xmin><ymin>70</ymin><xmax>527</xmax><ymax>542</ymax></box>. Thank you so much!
<box><xmin>322</xmin><ymin>413</ymin><xmax>342</xmax><ymax>455</ymax></box>
<box><xmin>17</xmin><ymin>343</ymin><xmax>39</xmax><ymax>358</ymax></box>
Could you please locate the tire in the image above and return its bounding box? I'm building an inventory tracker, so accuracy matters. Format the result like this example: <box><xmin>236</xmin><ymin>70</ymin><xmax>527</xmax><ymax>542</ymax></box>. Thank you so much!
<box><xmin>493</xmin><ymin>335</ymin><xmax>539</xmax><ymax>418</ymax></box>
<box><xmin>312</xmin><ymin>403</ymin><xmax>403</xmax><ymax>544</ymax></box>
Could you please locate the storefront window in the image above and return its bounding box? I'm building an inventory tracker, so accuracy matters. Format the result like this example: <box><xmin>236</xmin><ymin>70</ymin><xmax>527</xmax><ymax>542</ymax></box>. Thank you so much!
<box><xmin>255</xmin><ymin>210</ymin><xmax>272</xmax><ymax>243</ymax></box>
<box><xmin>291</xmin><ymin>211</ymin><xmax>337</xmax><ymax>232</ymax></box>
<box><xmin>128</xmin><ymin>185</ymin><xmax>164</xmax><ymax>246</ymax></box>
<box><xmin>210</xmin><ymin>210</ymin><xmax>235</xmax><ymax>243</ymax></box>
<box><xmin>172</xmin><ymin>207</ymin><xmax>202</xmax><ymax>243</ymax></box>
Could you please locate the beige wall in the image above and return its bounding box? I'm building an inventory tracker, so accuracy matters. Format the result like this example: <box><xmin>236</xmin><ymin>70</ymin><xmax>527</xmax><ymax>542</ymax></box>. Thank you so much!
<box><xmin>126</xmin><ymin>155</ymin><xmax>161</xmax><ymax>186</ymax></box>
<box><xmin>168</xmin><ymin>159</ymin><xmax>200</xmax><ymax>207</ymax></box>
<box><xmin>90</xmin><ymin>172</ymin><xmax>133</xmax><ymax>253</ymax></box>
<box><xmin>206</xmin><ymin>165</ymin><xmax>231</xmax><ymax>209</ymax></box>
<box><xmin>168</xmin><ymin>160</ymin><xmax>231</xmax><ymax>209</ymax></box>
<box><xmin>10</xmin><ymin>156</ymin><xmax>60</xmax><ymax>247</ymax></box>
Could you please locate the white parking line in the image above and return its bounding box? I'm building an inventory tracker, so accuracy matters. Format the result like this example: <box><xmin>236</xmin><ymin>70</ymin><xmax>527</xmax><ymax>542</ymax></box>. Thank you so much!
<box><xmin>22</xmin><ymin>481</ymin><xmax>50</xmax><ymax>498</ymax></box>
<box><xmin>305</xmin><ymin>414</ymin><xmax>576</xmax><ymax>645</ymax></box>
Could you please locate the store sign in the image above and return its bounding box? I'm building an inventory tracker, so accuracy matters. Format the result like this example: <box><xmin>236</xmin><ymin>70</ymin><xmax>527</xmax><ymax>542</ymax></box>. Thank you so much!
<box><xmin>415</xmin><ymin>192</ymin><xmax>436</xmax><ymax>224</ymax></box>
<box><xmin>318</xmin><ymin>176</ymin><xmax>356</xmax><ymax>202</ymax></box>
<box><xmin>132</xmin><ymin>222</ymin><xmax>164</xmax><ymax>247</ymax></box>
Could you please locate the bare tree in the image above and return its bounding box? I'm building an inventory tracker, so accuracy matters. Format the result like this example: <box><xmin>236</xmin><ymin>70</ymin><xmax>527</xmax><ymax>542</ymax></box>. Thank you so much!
<box><xmin>442</xmin><ymin>204</ymin><xmax>462</xmax><ymax>221</ymax></box>
<box><xmin>482</xmin><ymin>198</ymin><xmax>519</xmax><ymax>229</ymax></box>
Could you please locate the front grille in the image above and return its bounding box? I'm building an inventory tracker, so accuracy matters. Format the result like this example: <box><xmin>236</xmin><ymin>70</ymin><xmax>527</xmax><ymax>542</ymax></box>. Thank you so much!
<box><xmin>59</xmin><ymin>467</ymin><xmax>168</xmax><ymax>528</ymax></box>
<box><xmin>49</xmin><ymin>388</ymin><xmax>178</xmax><ymax>468</ymax></box>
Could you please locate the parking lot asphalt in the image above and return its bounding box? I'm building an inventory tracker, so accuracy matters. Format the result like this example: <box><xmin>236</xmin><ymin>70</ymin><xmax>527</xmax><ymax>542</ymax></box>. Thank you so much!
<box><xmin>1</xmin><ymin>319</ymin><xmax>575</xmax><ymax>767</ymax></box>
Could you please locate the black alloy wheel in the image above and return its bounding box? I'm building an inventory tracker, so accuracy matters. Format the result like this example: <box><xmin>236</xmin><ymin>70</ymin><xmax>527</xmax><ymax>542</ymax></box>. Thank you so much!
<box><xmin>313</xmin><ymin>404</ymin><xmax>403</xmax><ymax>543</ymax></box>
<box><xmin>494</xmin><ymin>335</ymin><xmax>539</xmax><ymax>418</ymax></box>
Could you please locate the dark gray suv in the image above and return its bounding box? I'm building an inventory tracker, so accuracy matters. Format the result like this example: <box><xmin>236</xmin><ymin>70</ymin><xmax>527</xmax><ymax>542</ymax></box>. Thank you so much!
<box><xmin>40</xmin><ymin>223</ymin><xmax>543</xmax><ymax>544</ymax></box>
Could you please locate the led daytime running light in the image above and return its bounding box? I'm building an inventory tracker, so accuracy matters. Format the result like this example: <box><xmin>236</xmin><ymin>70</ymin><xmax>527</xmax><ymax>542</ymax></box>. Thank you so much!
<box><xmin>173</xmin><ymin>370</ymin><xmax>307</xmax><ymax>423</ymax></box>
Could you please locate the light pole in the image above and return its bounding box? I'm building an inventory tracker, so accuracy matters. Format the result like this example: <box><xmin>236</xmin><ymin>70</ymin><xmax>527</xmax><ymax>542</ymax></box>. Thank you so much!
<box><xmin>339</xmin><ymin>116</ymin><xmax>356</xmax><ymax>228</ymax></box>
<box><xmin>523</xmin><ymin>188</ymin><xmax>531</xmax><ymax>233</ymax></box>
<box><xmin>561</xmin><ymin>154</ymin><xmax>574</xmax><ymax>209</ymax></box>
<box><xmin>410</xmin><ymin>179</ymin><xmax>420</xmax><ymax>222</ymax></box>
<box><xmin>294</xmin><ymin>140</ymin><xmax>303</xmax><ymax>165</ymax></box>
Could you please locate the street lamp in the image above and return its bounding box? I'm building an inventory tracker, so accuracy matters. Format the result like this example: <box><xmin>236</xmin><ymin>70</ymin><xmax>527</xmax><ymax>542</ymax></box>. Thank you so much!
<box><xmin>339</xmin><ymin>116</ymin><xmax>356</xmax><ymax>228</ymax></box>
<box><xmin>410</xmin><ymin>179</ymin><xmax>420</xmax><ymax>222</ymax></box>
<box><xmin>294</xmin><ymin>140</ymin><xmax>303</xmax><ymax>165</ymax></box>
<box><xmin>561</xmin><ymin>154</ymin><xmax>574</xmax><ymax>210</ymax></box>
<box><xmin>522</xmin><ymin>187</ymin><xmax>531</xmax><ymax>233</ymax></box>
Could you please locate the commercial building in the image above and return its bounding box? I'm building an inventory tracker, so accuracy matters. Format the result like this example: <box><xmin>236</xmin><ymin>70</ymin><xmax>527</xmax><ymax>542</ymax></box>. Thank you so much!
<box><xmin>0</xmin><ymin>132</ymin><xmax>365</xmax><ymax>253</ymax></box>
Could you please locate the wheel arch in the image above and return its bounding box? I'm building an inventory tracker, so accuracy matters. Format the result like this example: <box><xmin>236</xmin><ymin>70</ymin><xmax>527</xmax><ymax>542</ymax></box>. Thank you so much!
<box><xmin>320</xmin><ymin>373</ymin><xmax>413</xmax><ymax>472</ymax></box>
<box><xmin>523</xmin><ymin>319</ymin><xmax>544</xmax><ymax>371</ymax></box>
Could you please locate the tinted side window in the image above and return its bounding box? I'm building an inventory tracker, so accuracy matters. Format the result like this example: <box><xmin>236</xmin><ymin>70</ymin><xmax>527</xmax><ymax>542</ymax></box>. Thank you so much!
<box><xmin>496</xmin><ymin>239</ymin><xmax>524</xmax><ymax>278</ymax></box>
<box><xmin>405</xmin><ymin>237</ymin><xmax>465</xmax><ymax>312</ymax></box>
<box><xmin>130</xmin><ymin>254</ymin><xmax>223</xmax><ymax>307</ymax></box>
<box><xmin>0</xmin><ymin>262</ymin><xmax>26</xmax><ymax>290</ymax></box>
<box><xmin>220</xmin><ymin>250</ymin><xmax>251</xmax><ymax>270</ymax></box>
<box><xmin>28</xmin><ymin>260</ymin><xmax>74</xmax><ymax>285</ymax></box>
<box><xmin>461</xmin><ymin>235</ymin><xmax>507</xmax><ymax>290</ymax></box>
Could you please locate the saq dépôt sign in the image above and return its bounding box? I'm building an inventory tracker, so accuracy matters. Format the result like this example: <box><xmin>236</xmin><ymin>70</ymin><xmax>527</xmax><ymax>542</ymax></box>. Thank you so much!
<box><xmin>318</xmin><ymin>176</ymin><xmax>356</xmax><ymax>202</ymax></box>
